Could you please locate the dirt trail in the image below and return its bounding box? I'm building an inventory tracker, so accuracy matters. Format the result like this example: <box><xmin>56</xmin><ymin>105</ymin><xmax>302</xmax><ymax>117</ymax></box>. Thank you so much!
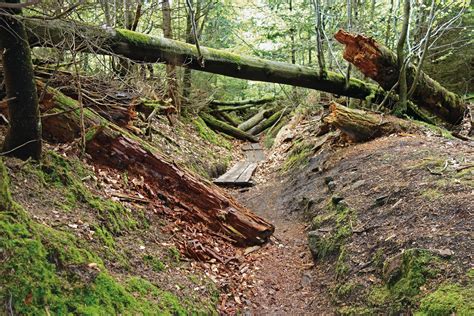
<box><xmin>236</xmin><ymin>180</ymin><xmax>333</xmax><ymax>315</ymax></box>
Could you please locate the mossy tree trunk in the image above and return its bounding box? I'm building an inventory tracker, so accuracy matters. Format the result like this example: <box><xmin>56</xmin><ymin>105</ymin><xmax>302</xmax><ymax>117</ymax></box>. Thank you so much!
<box><xmin>334</xmin><ymin>29</ymin><xmax>466</xmax><ymax>126</ymax></box>
<box><xmin>0</xmin><ymin>2</ymin><xmax>41</xmax><ymax>160</ymax></box>
<box><xmin>200</xmin><ymin>113</ymin><xmax>258</xmax><ymax>143</ymax></box>
<box><xmin>25</xmin><ymin>19</ymin><xmax>382</xmax><ymax>101</ymax></box>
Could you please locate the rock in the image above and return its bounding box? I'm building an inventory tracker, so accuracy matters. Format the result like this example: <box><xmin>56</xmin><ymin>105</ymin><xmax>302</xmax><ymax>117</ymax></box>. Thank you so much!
<box><xmin>307</xmin><ymin>230</ymin><xmax>325</xmax><ymax>259</ymax></box>
<box><xmin>431</xmin><ymin>248</ymin><xmax>454</xmax><ymax>258</ymax></box>
<box><xmin>327</xmin><ymin>181</ymin><xmax>336</xmax><ymax>191</ymax></box>
<box><xmin>301</xmin><ymin>271</ymin><xmax>312</xmax><ymax>287</ymax></box>
<box><xmin>331</xmin><ymin>195</ymin><xmax>344</xmax><ymax>205</ymax></box>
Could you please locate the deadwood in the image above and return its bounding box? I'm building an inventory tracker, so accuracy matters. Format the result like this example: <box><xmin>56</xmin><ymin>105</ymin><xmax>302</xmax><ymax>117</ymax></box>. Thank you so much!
<box><xmin>38</xmin><ymin>83</ymin><xmax>274</xmax><ymax>245</ymax></box>
<box><xmin>25</xmin><ymin>19</ymin><xmax>382</xmax><ymax>101</ymax></box>
<box><xmin>200</xmin><ymin>112</ymin><xmax>258</xmax><ymax>143</ymax></box>
<box><xmin>334</xmin><ymin>29</ymin><xmax>466</xmax><ymax>125</ymax></box>
<box><xmin>324</xmin><ymin>102</ymin><xmax>417</xmax><ymax>142</ymax></box>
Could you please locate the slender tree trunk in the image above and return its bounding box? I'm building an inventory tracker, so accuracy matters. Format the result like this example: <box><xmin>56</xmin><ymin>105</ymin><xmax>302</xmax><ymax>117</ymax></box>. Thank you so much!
<box><xmin>181</xmin><ymin>0</ymin><xmax>197</xmax><ymax>109</ymax></box>
<box><xmin>385</xmin><ymin>0</ymin><xmax>394</xmax><ymax>47</ymax></box>
<box><xmin>394</xmin><ymin>0</ymin><xmax>411</xmax><ymax>116</ymax></box>
<box><xmin>312</xmin><ymin>0</ymin><xmax>326</xmax><ymax>76</ymax></box>
<box><xmin>162</xmin><ymin>0</ymin><xmax>181</xmax><ymax>114</ymax></box>
<box><xmin>0</xmin><ymin>0</ymin><xmax>41</xmax><ymax>160</ymax></box>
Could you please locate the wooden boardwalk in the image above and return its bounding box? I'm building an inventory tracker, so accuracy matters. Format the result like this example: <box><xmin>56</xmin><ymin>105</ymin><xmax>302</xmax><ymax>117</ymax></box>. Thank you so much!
<box><xmin>214</xmin><ymin>143</ymin><xmax>264</xmax><ymax>186</ymax></box>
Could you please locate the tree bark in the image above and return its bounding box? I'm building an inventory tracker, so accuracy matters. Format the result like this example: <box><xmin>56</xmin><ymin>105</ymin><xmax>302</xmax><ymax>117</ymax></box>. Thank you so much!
<box><xmin>249</xmin><ymin>107</ymin><xmax>292</xmax><ymax>136</ymax></box>
<box><xmin>324</xmin><ymin>102</ymin><xmax>414</xmax><ymax>142</ymax></box>
<box><xmin>38</xmin><ymin>84</ymin><xmax>273</xmax><ymax>245</ymax></box>
<box><xmin>162</xmin><ymin>0</ymin><xmax>181</xmax><ymax>114</ymax></box>
<box><xmin>25</xmin><ymin>19</ymin><xmax>381</xmax><ymax>101</ymax></box>
<box><xmin>238</xmin><ymin>109</ymin><xmax>271</xmax><ymax>131</ymax></box>
<box><xmin>0</xmin><ymin>1</ymin><xmax>41</xmax><ymax>160</ymax></box>
<box><xmin>334</xmin><ymin>29</ymin><xmax>466</xmax><ymax>125</ymax></box>
<box><xmin>211</xmin><ymin>97</ymin><xmax>276</xmax><ymax>107</ymax></box>
<box><xmin>200</xmin><ymin>113</ymin><xmax>258</xmax><ymax>143</ymax></box>
<box><xmin>394</xmin><ymin>0</ymin><xmax>411</xmax><ymax>115</ymax></box>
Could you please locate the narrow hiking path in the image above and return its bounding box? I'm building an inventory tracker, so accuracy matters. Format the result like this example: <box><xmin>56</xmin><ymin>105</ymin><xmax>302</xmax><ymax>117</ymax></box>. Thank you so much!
<box><xmin>225</xmin><ymin>144</ymin><xmax>335</xmax><ymax>315</ymax></box>
<box><xmin>237</xmin><ymin>182</ymin><xmax>333</xmax><ymax>315</ymax></box>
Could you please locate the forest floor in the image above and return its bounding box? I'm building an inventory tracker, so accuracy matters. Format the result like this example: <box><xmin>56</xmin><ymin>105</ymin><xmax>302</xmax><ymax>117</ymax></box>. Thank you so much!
<box><xmin>1</xmin><ymin>100</ymin><xmax>473</xmax><ymax>315</ymax></box>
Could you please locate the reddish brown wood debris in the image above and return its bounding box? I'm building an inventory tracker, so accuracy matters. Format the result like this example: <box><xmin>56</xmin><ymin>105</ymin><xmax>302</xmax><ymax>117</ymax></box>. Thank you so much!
<box><xmin>334</xmin><ymin>29</ymin><xmax>382</xmax><ymax>79</ymax></box>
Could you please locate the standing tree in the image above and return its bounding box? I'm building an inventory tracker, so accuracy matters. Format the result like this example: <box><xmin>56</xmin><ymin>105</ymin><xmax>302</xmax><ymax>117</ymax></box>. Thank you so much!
<box><xmin>394</xmin><ymin>0</ymin><xmax>411</xmax><ymax>116</ymax></box>
<box><xmin>162</xmin><ymin>0</ymin><xmax>181</xmax><ymax>114</ymax></box>
<box><xmin>0</xmin><ymin>0</ymin><xmax>41</xmax><ymax>160</ymax></box>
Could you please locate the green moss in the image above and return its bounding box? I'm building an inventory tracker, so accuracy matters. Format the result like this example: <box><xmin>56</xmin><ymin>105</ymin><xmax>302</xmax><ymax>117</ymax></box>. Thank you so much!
<box><xmin>421</xmin><ymin>188</ymin><xmax>443</xmax><ymax>201</ymax></box>
<box><xmin>308</xmin><ymin>198</ymin><xmax>353</xmax><ymax>260</ymax></box>
<box><xmin>366</xmin><ymin>249</ymin><xmax>441</xmax><ymax>312</ymax></box>
<box><xmin>0</xmin><ymin>159</ymin><xmax>196</xmax><ymax>315</ymax></box>
<box><xmin>416</xmin><ymin>284</ymin><xmax>474</xmax><ymax>316</ymax></box>
<box><xmin>413</xmin><ymin>120</ymin><xmax>454</xmax><ymax>139</ymax></box>
<box><xmin>390</xmin><ymin>250</ymin><xmax>439</xmax><ymax>301</ymax></box>
<box><xmin>337</xmin><ymin>305</ymin><xmax>373</xmax><ymax>315</ymax></box>
<box><xmin>335</xmin><ymin>246</ymin><xmax>349</xmax><ymax>278</ymax></box>
<box><xmin>334</xmin><ymin>281</ymin><xmax>356</xmax><ymax>299</ymax></box>
<box><xmin>168</xmin><ymin>246</ymin><xmax>181</xmax><ymax>263</ymax></box>
<box><xmin>143</xmin><ymin>255</ymin><xmax>166</xmax><ymax>272</ymax></box>
<box><xmin>34</xmin><ymin>151</ymin><xmax>139</xmax><ymax>235</ymax></box>
<box><xmin>193</xmin><ymin>116</ymin><xmax>231</xmax><ymax>149</ymax></box>
<box><xmin>368</xmin><ymin>286</ymin><xmax>391</xmax><ymax>306</ymax></box>
<box><xmin>282</xmin><ymin>140</ymin><xmax>314</xmax><ymax>172</ymax></box>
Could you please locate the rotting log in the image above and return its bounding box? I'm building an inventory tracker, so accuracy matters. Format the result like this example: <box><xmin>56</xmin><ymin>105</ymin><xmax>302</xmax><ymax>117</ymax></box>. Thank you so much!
<box><xmin>334</xmin><ymin>29</ymin><xmax>466</xmax><ymax>125</ymax></box>
<box><xmin>215</xmin><ymin>103</ymin><xmax>269</xmax><ymax>112</ymax></box>
<box><xmin>210</xmin><ymin>97</ymin><xmax>276</xmax><ymax>107</ymax></box>
<box><xmin>25</xmin><ymin>19</ymin><xmax>383</xmax><ymax>101</ymax></box>
<box><xmin>212</xmin><ymin>111</ymin><xmax>240</xmax><ymax>127</ymax></box>
<box><xmin>324</xmin><ymin>102</ymin><xmax>416</xmax><ymax>142</ymax></box>
<box><xmin>38</xmin><ymin>83</ymin><xmax>274</xmax><ymax>245</ymax></box>
<box><xmin>200</xmin><ymin>112</ymin><xmax>258</xmax><ymax>143</ymax></box>
<box><xmin>249</xmin><ymin>107</ymin><xmax>292</xmax><ymax>135</ymax></box>
<box><xmin>238</xmin><ymin>108</ymin><xmax>276</xmax><ymax>131</ymax></box>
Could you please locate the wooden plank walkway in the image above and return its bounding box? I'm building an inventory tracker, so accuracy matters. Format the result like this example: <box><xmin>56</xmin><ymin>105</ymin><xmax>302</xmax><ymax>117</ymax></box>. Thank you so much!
<box><xmin>214</xmin><ymin>143</ymin><xmax>264</xmax><ymax>186</ymax></box>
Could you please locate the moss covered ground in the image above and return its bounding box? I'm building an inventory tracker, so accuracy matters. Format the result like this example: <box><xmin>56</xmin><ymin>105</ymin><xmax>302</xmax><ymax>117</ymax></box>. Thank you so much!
<box><xmin>0</xmin><ymin>156</ymin><xmax>218</xmax><ymax>315</ymax></box>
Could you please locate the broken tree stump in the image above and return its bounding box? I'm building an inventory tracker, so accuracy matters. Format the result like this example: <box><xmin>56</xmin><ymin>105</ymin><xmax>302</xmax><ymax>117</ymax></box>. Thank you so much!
<box><xmin>38</xmin><ymin>83</ymin><xmax>274</xmax><ymax>245</ymax></box>
<box><xmin>334</xmin><ymin>29</ymin><xmax>466</xmax><ymax>126</ymax></box>
<box><xmin>324</xmin><ymin>102</ymin><xmax>415</xmax><ymax>142</ymax></box>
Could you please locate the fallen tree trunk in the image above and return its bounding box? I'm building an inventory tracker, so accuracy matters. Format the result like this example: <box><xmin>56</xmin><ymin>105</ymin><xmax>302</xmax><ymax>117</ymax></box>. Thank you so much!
<box><xmin>215</xmin><ymin>103</ymin><xmax>270</xmax><ymax>112</ymax></box>
<box><xmin>39</xmin><ymin>83</ymin><xmax>274</xmax><ymax>245</ymax></box>
<box><xmin>334</xmin><ymin>29</ymin><xmax>466</xmax><ymax>125</ymax></box>
<box><xmin>238</xmin><ymin>108</ymin><xmax>276</xmax><ymax>131</ymax></box>
<box><xmin>200</xmin><ymin>112</ymin><xmax>258</xmax><ymax>143</ymax></box>
<box><xmin>25</xmin><ymin>19</ymin><xmax>381</xmax><ymax>101</ymax></box>
<box><xmin>249</xmin><ymin>107</ymin><xmax>292</xmax><ymax>135</ymax></box>
<box><xmin>215</xmin><ymin>111</ymin><xmax>240</xmax><ymax>127</ymax></box>
<box><xmin>211</xmin><ymin>97</ymin><xmax>276</xmax><ymax>106</ymax></box>
<box><xmin>324</xmin><ymin>102</ymin><xmax>415</xmax><ymax>142</ymax></box>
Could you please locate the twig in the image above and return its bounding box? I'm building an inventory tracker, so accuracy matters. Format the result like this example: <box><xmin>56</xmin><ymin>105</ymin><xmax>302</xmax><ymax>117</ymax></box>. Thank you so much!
<box><xmin>0</xmin><ymin>139</ymin><xmax>39</xmax><ymax>156</ymax></box>
<box><xmin>427</xmin><ymin>160</ymin><xmax>449</xmax><ymax>175</ymax></box>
